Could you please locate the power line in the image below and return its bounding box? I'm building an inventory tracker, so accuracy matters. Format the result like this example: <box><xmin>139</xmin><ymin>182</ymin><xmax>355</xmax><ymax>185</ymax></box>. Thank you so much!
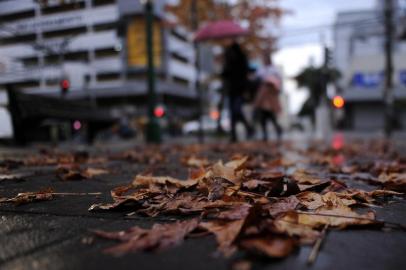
<box><xmin>279</xmin><ymin>16</ymin><xmax>384</xmax><ymax>38</ymax></box>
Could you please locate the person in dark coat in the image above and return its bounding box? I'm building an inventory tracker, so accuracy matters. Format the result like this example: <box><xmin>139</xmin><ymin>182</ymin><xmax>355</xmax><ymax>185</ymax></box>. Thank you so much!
<box><xmin>221</xmin><ymin>41</ymin><xmax>253</xmax><ymax>142</ymax></box>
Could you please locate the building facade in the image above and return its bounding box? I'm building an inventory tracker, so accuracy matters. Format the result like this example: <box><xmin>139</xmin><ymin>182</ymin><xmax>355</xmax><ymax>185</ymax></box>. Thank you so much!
<box><xmin>0</xmin><ymin>0</ymin><xmax>199</xmax><ymax>138</ymax></box>
<box><xmin>333</xmin><ymin>1</ymin><xmax>406</xmax><ymax>131</ymax></box>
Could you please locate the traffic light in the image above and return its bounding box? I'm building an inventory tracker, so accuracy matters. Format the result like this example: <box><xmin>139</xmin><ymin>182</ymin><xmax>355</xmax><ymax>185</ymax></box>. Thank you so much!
<box><xmin>324</xmin><ymin>47</ymin><xmax>333</xmax><ymax>68</ymax></box>
<box><xmin>154</xmin><ymin>105</ymin><xmax>165</xmax><ymax>118</ymax></box>
<box><xmin>332</xmin><ymin>95</ymin><xmax>345</xmax><ymax>109</ymax></box>
<box><xmin>60</xmin><ymin>79</ymin><xmax>70</xmax><ymax>94</ymax></box>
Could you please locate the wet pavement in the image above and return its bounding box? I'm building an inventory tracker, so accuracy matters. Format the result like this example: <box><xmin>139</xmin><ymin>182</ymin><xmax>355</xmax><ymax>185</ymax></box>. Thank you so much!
<box><xmin>1</xmin><ymin>138</ymin><xmax>406</xmax><ymax>270</ymax></box>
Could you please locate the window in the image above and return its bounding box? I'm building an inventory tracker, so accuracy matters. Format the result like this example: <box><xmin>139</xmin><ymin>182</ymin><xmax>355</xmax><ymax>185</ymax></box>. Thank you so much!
<box><xmin>41</xmin><ymin>1</ymin><xmax>85</xmax><ymax>15</ymax></box>
<box><xmin>95</xmin><ymin>47</ymin><xmax>119</xmax><ymax>58</ymax></box>
<box><xmin>171</xmin><ymin>52</ymin><xmax>189</xmax><ymax>64</ymax></box>
<box><xmin>12</xmin><ymin>81</ymin><xmax>40</xmax><ymax>88</ymax></box>
<box><xmin>43</xmin><ymin>27</ymin><xmax>87</xmax><ymax>39</ymax></box>
<box><xmin>172</xmin><ymin>75</ymin><xmax>189</xmax><ymax>86</ymax></box>
<box><xmin>93</xmin><ymin>22</ymin><xmax>117</xmax><ymax>32</ymax></box>
<box><xmin>92</xmin><ymin>0</ymin><xmax>116</xmax><ymax>7</ymax></box>
<box><xmin>170</xmin><ymin>29</ymin><xmax>188</xmax><ymax>42</ymax></box>
<box><xmin>21</xmin><ymin>57</ymin><xmax>39</xmax><ymax>67</ymax></box>
<box><xmin>65</xmin><ymin>51</ymin><xmax>88</xmax><ymax>61</ymax></box>
<box><xmin>96</xmin><ymin>72</ymin><xmax>120</xmax><ymax>81</ymax></box>
<box><xmin>0</xmin><ymin>10</ymin><xmax>35</xmax><ymax>24</ymax></box>
<box><xmin>0</xmin><ymin>34</ymin><xmax>36</xmax><ymax>45</ymax></box>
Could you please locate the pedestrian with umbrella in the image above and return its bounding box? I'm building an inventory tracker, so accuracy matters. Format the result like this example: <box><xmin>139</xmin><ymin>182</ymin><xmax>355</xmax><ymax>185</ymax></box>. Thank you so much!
<box><xmin>194</xmin><ymin>20</ymin><xmax>253</xmax><ymax>142</ymax></box>
<box><xmin>221</xmin><ymin>40</ymin><xmax>254</xmax><ymax>142</ymax></box>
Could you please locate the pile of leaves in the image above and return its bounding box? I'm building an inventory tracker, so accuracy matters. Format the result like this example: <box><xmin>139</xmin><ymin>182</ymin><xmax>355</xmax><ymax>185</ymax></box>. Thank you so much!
<box><xmin>90</xmin><ymin>153</ymin><xmax>404</xmax><ymax>262</ymax></box>
<box><xmin>1</xmin><ymin>139</ymin><xmax>405</xmax><ymax>266</ymax></box>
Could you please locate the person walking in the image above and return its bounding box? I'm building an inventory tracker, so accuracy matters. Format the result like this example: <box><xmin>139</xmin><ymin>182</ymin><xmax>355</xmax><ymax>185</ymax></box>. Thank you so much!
<box><xmin>221</xmin><ymin>41</ymin><xmax>253</xmax><ymax>142</ymax></box>
<box><xmin>253</xmin><ymin>55</ymin><xmax>283</xmax><ymax>141</ymax></box>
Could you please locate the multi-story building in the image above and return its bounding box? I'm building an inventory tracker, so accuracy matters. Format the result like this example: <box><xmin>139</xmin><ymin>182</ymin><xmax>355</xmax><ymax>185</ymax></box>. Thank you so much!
<box><xmin>333</xmin><ymin>0</ymin><xmax>406</xmax><ymax>131</ymax></box>
<box><xmin>0</xmin><ymin>0</ymin><xmax>199</xmax><ymax>138</ymax></box>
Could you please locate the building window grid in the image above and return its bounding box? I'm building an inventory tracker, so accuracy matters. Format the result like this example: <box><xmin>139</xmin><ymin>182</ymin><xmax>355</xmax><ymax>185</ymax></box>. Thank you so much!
<box><xmin>0</xmin><ymin>1</ymin><xmax>195</xmax><ymax>90</ymax></box>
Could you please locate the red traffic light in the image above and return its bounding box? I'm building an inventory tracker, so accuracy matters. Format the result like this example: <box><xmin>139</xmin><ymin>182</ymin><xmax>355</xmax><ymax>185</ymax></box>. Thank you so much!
<box><xmin>60</xmin><ymin>79</ymin><xmax>70</xmax><ymax>93</ymax></box>
<box><xmin>154</xmin><ymin>106</ymin><xmax>165</xmax><ymax>118</ymax></box>
<box><xmin>333</xmin><ymin>95</ymin><xmax>345</xmax><ymax>109</ymax></box>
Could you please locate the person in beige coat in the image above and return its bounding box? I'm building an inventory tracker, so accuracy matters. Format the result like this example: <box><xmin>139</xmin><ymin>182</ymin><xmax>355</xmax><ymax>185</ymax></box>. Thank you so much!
<box><xmin>253</xmin><ymin>56</ymin><xmax>283</xmax><ymax>141</ymax></box>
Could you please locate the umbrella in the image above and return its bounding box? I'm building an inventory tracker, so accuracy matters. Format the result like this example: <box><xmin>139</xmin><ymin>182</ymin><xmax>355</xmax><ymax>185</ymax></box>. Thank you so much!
<box><xmin>194</xmin><ymin>20</ymin><xmax>249</xmax><ymax>42</ymax></box>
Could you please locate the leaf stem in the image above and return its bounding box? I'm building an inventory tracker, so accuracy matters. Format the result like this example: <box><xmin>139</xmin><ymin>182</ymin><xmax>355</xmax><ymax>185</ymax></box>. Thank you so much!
<box><xmin>307</xmin><ymin>224</ymin><xmax>328</xmax><ymax>265</ymax></box>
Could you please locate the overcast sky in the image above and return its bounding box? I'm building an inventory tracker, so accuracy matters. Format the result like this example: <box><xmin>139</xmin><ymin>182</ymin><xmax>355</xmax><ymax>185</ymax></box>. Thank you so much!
<box><xmin>274</xmin><ymin>0</ymin><xmax>377</xmax><ymax>114</ymax></box>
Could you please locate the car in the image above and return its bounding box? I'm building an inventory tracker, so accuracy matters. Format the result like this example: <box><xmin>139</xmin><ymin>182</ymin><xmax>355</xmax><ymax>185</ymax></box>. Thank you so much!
<box><xmin>182</xmin><ymin>115</ymin><xmax>230</xmax><ymax>135</ymax></box>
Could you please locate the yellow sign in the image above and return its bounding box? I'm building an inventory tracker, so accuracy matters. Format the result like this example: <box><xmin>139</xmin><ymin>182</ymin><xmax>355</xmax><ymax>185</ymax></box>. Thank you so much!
<box><xmin>127</xmin><ymin>17</ymin><xmax>162</xmax><ymax>67</ymax></box>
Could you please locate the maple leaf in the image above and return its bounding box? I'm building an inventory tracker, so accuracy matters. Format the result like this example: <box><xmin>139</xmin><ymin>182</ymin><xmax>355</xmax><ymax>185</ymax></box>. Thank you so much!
<box><xmin>199</xmin><ymin>203</ymin><xmax>263</xmax><ymax>257</ymax></box>
<box><xmin>94</xmin><ymin>218</ymin><xmax>199</xmax><ymax>256</ymax></box>
<box><xmin>210</xmin><ymin>157</ymin><xmax>248</xmax><ymax>184</ymax></box>
<box><xmin>200</xmin><ymin>220</ymin><xmax>245</xmax><ymax>257</ymax></box>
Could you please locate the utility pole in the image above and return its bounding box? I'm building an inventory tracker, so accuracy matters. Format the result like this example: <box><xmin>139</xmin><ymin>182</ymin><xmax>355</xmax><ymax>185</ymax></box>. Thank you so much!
<box><xmin>384</xmin><ymin>0</ymin><xmax>395</xmax><ymax>137</ymax></box>
<box><xmin>191</xmin><ymin>0</ymin><xmax>204</xmax><ymax>143</ymax></box>
<box><xmin>144</xmin><ymin>0</ymin><xmax>161</xmax><ymax>143</ymax></box>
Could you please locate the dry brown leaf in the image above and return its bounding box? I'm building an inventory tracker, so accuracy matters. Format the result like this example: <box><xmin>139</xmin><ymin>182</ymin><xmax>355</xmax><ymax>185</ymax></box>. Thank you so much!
<box><xmin>273</xmin><ymin>212</ymin><xmax>321</xmax><ymax>244</ymax></box>
<box><xmin>339</xmin><ymin>189</ymin><xmax>403</xmax><ymax>204</ymax></box>
<box><xmin>207</xmin><ymin>203</ymin><xmax>252</xmax><ymax>220</ymax></box>
<box><xmin>82</xmin><ymin>168</ymin><xmax>109</xmax><ymax>178</ymax></box>
<box><xmin>292</xmin><ymin>170</ymin><xmax>325</xmax><ymax>185</ymax></box>
<box><xmin>297</xmin><ymin>206</ymin><xmax>377</xmax><ymax>229</ymax></box>
<box><xmin>0</xmin><ymin>172</ymin><xmax>30</xmax><ymax>182</ymax></box>
<box><xmin>377</xmin><ymin>173</ymin><xmax>406</xmax><ymax>192</ymax></box>
<box><xmin>0</xmin><ymin>188</ymin><xmax>54</xmax><ymax>205</ymax></box>
<box><xmin>232</xmin><ymin>260</ymin><xmax>252</xmax><ymax>270</ymax></box>
<box><xmin>266</xmin><ymin>196</ymin><xmax>300</xmax><ymax>217</ymax></box>
<box><xmin>199</xmin><ymin>219</ymin><xmax>245</xmax><ymax>257</ymax></box>
<box><xmin>297</xmin><ymin>192</ymin><xmax>356</xmax><ymax>210</ymax></box>
<box><xmin>210</xmin><ymin>157</ymin><xmax>248</xmax><ymax>184</ymax></box>
<box><xmin>241</xmin><ymin>237</ymin><xmax>296</xmax><ymax>258</ymax></box>
<box><xmin>94</xmin><ymin>218</ymin><xmax>199</xmax><ymax>256</ymax></box>
<box><xmin>133</xmin><ymin>175</ymin><xmax>199</xmax><ymax>190</ymax></box>
<box><xmin>183</xmin><ymin>156</ymin><xmax>209</xmax><ymax>167</ymax></box>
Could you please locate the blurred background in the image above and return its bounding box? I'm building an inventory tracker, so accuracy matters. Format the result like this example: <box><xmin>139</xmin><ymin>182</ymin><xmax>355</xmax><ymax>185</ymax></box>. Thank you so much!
<box><xmin>0</xmin><ymin>0</ymin><xmax>405</xmax><ymax>145</ymax></box>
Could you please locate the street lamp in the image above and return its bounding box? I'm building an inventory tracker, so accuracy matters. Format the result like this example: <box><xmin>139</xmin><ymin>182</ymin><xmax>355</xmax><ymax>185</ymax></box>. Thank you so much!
<box><xmin>141</xmin><ymin>0</ymin><xmax>161</xmax><ymax>143</ymax></box>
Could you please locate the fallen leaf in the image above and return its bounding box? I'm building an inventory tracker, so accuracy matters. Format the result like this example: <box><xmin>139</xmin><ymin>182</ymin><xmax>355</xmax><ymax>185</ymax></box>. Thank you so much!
<box><xmin>273</xmin><ymin>212</ymin><xmax>321</xmax><ymax>244</ymax></box>
<box><xmin>232</xmin><ymin>260</ymin><xmax>252</xmax><ymax>270</ymax></box>
<box><xmin>297</xmin><ymin>206</ymin><xmax>378</xmax><ymax>229</ymax></box>
<box><xmin>199</xmin><ymin>219</ymin><xmax>244</xmax><ymax>257</ymax></box>
<box><xmin>94</xmin><ymin>218</ymin><xmax>199</xmax><ymax>256</ymax></box>
<box><xmin>377</xmin><ymin>173</ymin><xmax>406</xmax><ymax>192</ymax></box>
<box><xmin>0</xmin><ymin>188</ymin><xmax>54</xmax><ymax>205</ymax></box>
<box><xmin>183</xmin><ymin>156</ymin><xmax>209</xmax><ymax>167</ymax></box>
<box><xmin>266</xmin><ymin>196</ymin><xmax>300</xmax><ymax>217</ymax></box>
<box><xmin>241</xmin><ymin>237</ymin><xmax>296</xmax><ymax>258</ymax></box>
<box><xmin>291</xmin><ymin>170</ymin><xmax>324</xmax><ymax>185</ymax></box>
<box><xmin>297</xmin><ymin>192</ymin><xmax>357</xmax><ymax>210</ymax></box>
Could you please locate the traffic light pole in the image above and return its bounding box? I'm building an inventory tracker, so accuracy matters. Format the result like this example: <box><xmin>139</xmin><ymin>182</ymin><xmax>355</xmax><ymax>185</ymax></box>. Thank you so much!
<box><xmin>144</xmin><ymin>0</ymin><xmax>161</xmax><ymax>143</ymax></box>
<box><xmin>191</xmin><ymin>0</ymin><xmax>204</xmax><ymax>144</ymax></box>
<box><xmin>384</xmin><ymin>0</ymin><xmax>394</xmax><ymax>137</ymax></box>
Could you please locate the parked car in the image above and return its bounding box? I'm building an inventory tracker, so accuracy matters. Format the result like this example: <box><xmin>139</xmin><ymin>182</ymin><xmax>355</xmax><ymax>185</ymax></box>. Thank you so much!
<box><xmin>182</xmin><ymin>115</ymin><xmax>230</xmax><ymax>135</ymax></box>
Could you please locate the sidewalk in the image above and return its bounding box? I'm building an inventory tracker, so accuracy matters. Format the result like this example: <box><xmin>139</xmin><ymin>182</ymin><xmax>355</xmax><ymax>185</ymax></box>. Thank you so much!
<box><xmin>1</xmin><ymin>138</ymin><xmax>405</xmax><ymax>270</ymax></box>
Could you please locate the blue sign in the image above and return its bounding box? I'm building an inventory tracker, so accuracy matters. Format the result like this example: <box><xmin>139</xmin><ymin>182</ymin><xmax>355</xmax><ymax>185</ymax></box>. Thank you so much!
<box><xmin>351</xmin><ymin>72</ymin><xmax>383</xmax><ymax>88</ymax></box>
<box><xmin>399</xmin><ymin>70</ymin><xmax>406</xmax><ymax>86</ymax></box>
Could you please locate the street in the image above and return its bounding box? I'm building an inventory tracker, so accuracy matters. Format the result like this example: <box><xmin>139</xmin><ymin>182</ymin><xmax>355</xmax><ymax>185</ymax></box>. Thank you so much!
<box><xmin>1</xmin><ymin>135</ymin><xmax>406</xmax><ymax>270</ymax></box>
